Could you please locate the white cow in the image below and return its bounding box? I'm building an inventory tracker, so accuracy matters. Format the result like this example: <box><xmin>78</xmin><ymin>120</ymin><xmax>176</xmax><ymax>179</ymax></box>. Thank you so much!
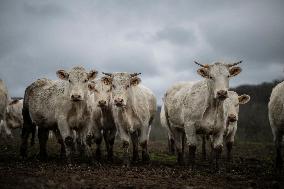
<box><xmin>3</xmin><ymin>99</ymin><xmax>24</xmax><ymax>137</ymax></box>
<box><xmin>0</xmin><ymin>79</ymin><xmax>9</xmax><ymax>137</ymax></box>
<box><xmin>102</xmin><ymin>72</ymin><xmax>157</xmax><ymax>165</ymax></box>
<box><xmin>162</xmin><ymin>61</ymin><xmax>242</xmax><ymax>169</ymax></box>
<box><xmin>20</xmin><ymin>66</ymin><xmax>97</xmax><ymax>162</ymax></box>
<box><xmin>200</xmin><ymin>91</ymin><xmax>250</xmax><ymax>161</ymax></box>
<box><xmin>268</xmin><ymin>81</ymin><xmax>284</xmax><ymax>172</ymax></box>
<box><xmin>88</xmin><ymin>77</ymin><xmax>116</xmax><ymax>161</ymax></box>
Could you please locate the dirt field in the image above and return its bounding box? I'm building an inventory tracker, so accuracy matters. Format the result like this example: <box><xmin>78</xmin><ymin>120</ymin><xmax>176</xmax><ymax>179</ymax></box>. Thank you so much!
<box><xmin>0</xmin><ymin>135</ymin><xmax>283</xmax><ymax>189</ymax></box>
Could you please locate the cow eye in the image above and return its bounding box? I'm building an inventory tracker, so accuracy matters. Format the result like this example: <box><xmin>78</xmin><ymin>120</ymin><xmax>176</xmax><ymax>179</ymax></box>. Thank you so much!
<box><xmin>112</xmin><ymin>85</ymin><xmax>116</xmax><ymax>89</ymax></box>
<box><xmin>84</xmin><ymin>79</ymin><xmax>88</xmax><ymax>83</ymax></box>
<box><xmin>126</xmin><ymin>85</ymin><xmax>130</xmax><ymax>89</ymax></box>
<box><xmin>209</xmin><ymin>76</ymin><xmax>213</xmax><ymax>79</ymax></box>
<box><xmin>68</xmin><ymin>79</ymin><xmax>71</xmax><ymax>83</ymax></box>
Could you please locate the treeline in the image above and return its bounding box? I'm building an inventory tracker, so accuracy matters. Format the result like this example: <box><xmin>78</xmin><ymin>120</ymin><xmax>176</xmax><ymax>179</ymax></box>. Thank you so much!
<box><xmin>150</xmin><ymin>80</ymin><xmax>283</xmax><ymax>143</ymax></box>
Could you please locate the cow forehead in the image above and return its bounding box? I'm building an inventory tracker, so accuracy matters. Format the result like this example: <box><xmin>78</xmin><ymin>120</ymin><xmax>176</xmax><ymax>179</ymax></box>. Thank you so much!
<box><xmin>112</xmin><ymin>72</ymin><xmax>131</xmax><ymax>83</ymax></box>
<box><xmin>226</xmin><ymin>92</ymin><xmax>239</xmax><ymax>106</ymax></box>
<box><xmin>69</xmin><ymin>67</ymin><xmax>88</xmax><ymax>80</ymax></box>
<box><xmin>209</xmin><ymin>63</ymin><xmax>229</xmax><ymax>75</ymax></box>
<box><xmin>96</xmin><ymin>80</ymin><xmax>111</xmax><ymax>91</ymax></box>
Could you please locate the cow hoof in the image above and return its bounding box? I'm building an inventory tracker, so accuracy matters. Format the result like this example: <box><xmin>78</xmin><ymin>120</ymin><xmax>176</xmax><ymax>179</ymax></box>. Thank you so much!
<box><xmin>123</xmin><ymin>156</ymin><xmax>131</xmax><ymax>167</ymax></box>
<box><xmin>107</xmin><ymin>153</ymin><xmax>114</xmax><ymax>162</ymax></box>
<box><xmin>65</xmin><ymin>136</ymin><xmax>74</xmax><ymax>147</ymax></box>
<box><xmin>86</xmin><ymin>135</ymin><xmax>93</xmax><ymax>146</ymax></box>
<box><xmin>142</xmin><ymin>152</ymin><xmax>150</xmax><ymax>162</ymax></box>
<box><xmin>38</xmin><ymin>153</ymin><xmax>48</xmax><ymax>161</ymax></box>
<box><xmin>95</xmin><ymin>149</ymin><xmax>101</xmax><ymax>160</ymax></box>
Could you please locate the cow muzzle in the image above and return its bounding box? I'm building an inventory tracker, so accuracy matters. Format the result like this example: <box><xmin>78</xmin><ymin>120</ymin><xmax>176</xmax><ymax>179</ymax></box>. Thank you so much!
<box><xmin>71</xmin><ymin>94</ymin><xmax>83</xmax><ymax>102</ymax></box>
<box><xmin>98</xmin><ymin>100</ymin><xmax>107</xmax><ymax>107</ymax></box>
<box><xmin>114</xmin><ymin>98</ymin><xmax>124</xmax><ymax>107</ymax></box>
<box><xmin>228</xmin><ymin>114</ymin><xmax>237</xmax><ymax>122</ymax></box>
<box><xmin>216</xmin><ymin>90</ymin><xmax>228</xmax><ymax>100</ymax></box>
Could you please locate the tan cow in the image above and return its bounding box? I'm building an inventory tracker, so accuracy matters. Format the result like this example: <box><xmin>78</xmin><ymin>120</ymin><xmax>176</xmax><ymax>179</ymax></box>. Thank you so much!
<box><xmin>102</xmin><ymin>72</ymin><xmax>157</xmax><ymax>166</ymax></box>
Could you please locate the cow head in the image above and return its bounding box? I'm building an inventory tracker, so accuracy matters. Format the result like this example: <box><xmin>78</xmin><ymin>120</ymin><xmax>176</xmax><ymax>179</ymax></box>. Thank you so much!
<box><xmin>195</xmin><ymin>61</ymin><xmax>242</xmax><ymax>100</ymax></box>
<box><xmin>102</xmin><ymin>72</ymin><xmax>141</xmax><ymax>108</ymax></box>
<box><xmin>224</xmin><ymin>92</ymin><xmax>250</xmax><ymax>135</ymax></box>
<box><xmin>56</xmin><ymin>66</ymin><xmax>98</xmax><ymax>102</ymax></box>
<box><xmin>88</xmin><ymin>76</ymin><xmax>112</xmax><ymax>108</ymax></box>
<box><xmin>6</xmin><ymin>99</ymin><xmax>23</xmax><ymax>129</ymax></box>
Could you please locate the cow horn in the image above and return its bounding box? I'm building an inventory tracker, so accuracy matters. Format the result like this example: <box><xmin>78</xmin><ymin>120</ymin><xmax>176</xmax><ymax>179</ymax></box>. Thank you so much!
<box><xmin>194</xmin><ymin>61</ymin><xmax>209</xmax><ymax>68</ymax></box>
<box><xmin>228</xmin><ymin>61</ymin><xmax>243</xmax><ymax>67</ymax></box>
<box><xmin>130</xmin><ymin>73</ymin><xmax>141</xmax><ymax>77</ymax></box>
<box><xmin>102</xmin><ymin>72</ymin><xmax>112</xmax><ymax>77</ymax></box>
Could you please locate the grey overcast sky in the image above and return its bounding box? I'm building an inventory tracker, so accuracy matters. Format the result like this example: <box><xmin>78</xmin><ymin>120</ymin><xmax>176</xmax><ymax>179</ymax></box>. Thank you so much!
<box><xmin>0</xmin><ymin>0</ymin><xmax>283</xmax><ymax>104</ymax></box>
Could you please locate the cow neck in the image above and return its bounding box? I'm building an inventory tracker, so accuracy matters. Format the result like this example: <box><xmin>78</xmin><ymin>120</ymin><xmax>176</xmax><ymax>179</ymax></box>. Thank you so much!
<box><xmin>112</xmin><ymin>88</ymin><xmax>135</xmax><ymax>124</ymax></box>
<box><xmin>204</xmin><ymin>79</ymin><xmax>225</xmax><ymax>117</ymax></box>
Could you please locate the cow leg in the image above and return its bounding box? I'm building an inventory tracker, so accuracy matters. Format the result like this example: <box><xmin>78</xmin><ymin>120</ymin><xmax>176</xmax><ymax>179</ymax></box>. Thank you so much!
<box><xmin>38</xmin><ymin>128</ymin><xmax>49</xmax><ymax>160</ymax></box>
<box><xmin>103</xmin><ymin>130</ymin><xmax>110</xmax><ymax>160</ymax></box>
<box><xmin>93</xmin><ymin>128</ymin><xmax>103</xmax><ymax>161</ymax></box>
<box><xmin>118</xmin><ymin>127</ymin><xmax>130</xmax><ymax>166</ymax></box>
<box><xmin>274</xmin><ymin>130</ymin><xmax>283</xmax><ymax>173</ymax></box>
<box><xmin>140</xmin><ymin>125</ymin><xmax>151</xmax><ymax>162</ymax></box>
<box><xmin>212</xmin><ymin>133</ymin><xmax>223</xmax><ymax>171</ymax></box>
<box><xmin>225</xmin><ymin>141</ymin><xmax>233</xmax><ymax>172</ymax></box>
<box><xmin>108</xmin><ymin>128</ymin><xmax>116</xmax><ymax>162</ymax></box>
<box><xmin>30</xmin><ymin>124</ymin><xmax>36</xmax><ymax>146</ymax></box>
<box><xmin>20</xmin><ymin>124</ymin><xmax>30</xmax><ymax>158</ymax></box>
<box><xmin>53</xmin><ymin>129</ymin><xmax>66</xmax><ymax>159</ymax></box>
<box><xmin>58</xmin><ymin>119</ymin><xmax>75</xmax><ymax>163</ymax></box>
<box><xmin>171</xmin><ymin>127</ymin><xmax>184</xmax><ymax>165</ymax></box>
<box><xmin>130</xmin><ymin>131</ymin><xmax>139</xmax><ymax>162</ymax></box>
<box><xmin>168</xmin><ymin>134</ymin><xmax>175</xmax><ymax>155</ymax></box>
<box><xmin>202</xmin><ymin>135</ymin><xmax>207</xmax><ymax>160</ymax></box>
<box><xmin>76</xmin><ymin>128</ymin><xmax>92</xmax><ymax>163</ymax></box>
<box><xmin>184</xmin><ymin>122</ymin><xmax>197</xmax><ymax>169</ymax></box>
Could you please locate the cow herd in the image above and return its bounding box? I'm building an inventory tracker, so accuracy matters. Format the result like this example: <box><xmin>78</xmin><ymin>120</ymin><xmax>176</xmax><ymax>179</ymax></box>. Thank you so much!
<box><xmin>0</xmin><ymin>61</ymin><xmax>283</xmax><ymax>172</ymax></box>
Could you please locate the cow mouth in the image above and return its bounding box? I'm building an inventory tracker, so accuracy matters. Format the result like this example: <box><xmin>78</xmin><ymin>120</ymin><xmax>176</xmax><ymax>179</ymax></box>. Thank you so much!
<box><xmin>98</xmin><ymin>104</ymin><xmax>107</xmax><ymax>108</ymax></box>
<box><xmin>228</xmin><ymin>118</ymin><xmax>237</xmax><ymax>123</ymax></box>
<box><xmin>71</xmin><ymin>98</ymin><xmax>83</xmax><ymax>102</ymax></box>
<box><xmin>114</xmin><ymin>103</ymin><xmax>126</xmax><ymax>108</ymax></box>
<box><xmin>217</xmin><ymin>95</ymin><xmax>227</xmax><ymax>101</ymax></box>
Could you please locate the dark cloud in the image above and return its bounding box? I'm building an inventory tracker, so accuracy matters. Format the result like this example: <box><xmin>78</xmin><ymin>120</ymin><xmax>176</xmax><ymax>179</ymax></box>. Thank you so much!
<box><xmin>0</xmin><ymin>0</ymin><xmax>283</xmax><ymax>104</ymax></box>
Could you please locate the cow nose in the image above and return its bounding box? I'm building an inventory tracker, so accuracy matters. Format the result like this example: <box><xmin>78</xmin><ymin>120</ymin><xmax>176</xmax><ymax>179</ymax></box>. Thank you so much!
<box><xmin>114</xmin><ymin>98</ymin><xmax>124</xmax><ymax>106</ymax></box>
<box><xmin>217</xmin><ymin>90</ymin><xmax>228</xmax><ymax>100</ymax></box>
<box><xmin>228</xmin><ymin>114</ymin><xmax>237</xmax><ymax>122</ymax></box>
<box><xmin>98</xmin><ymin>100</ymin><xmax>107</xmax><ymax>107</ymax></box>
<box><xmin>71</xmin><ymin>94</ymin><xmax>82</xmax><ymax>101</ymax></box>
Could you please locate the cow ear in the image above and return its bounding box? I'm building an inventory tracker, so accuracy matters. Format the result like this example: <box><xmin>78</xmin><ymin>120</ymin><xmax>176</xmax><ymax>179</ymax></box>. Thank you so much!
<box><xmin>130</xmin><ymin>76</ymin><xmax>141</xmax><ymax>86</ymax></box>
<box><xmin>238</xmin><ymin>94</ymin><xmax>250</xmax><ymax>104</ymax></box>
<box><xmin>56</xmin><ymin>70</ymin><xmax>69</xmax><ymax>80</ymax></box>
<box><xmin>229</xmin><ymin>67</ymin><xmax>242</xmax><ymax>77</ymax></box>
<box><xmin>88</xmin><ymin>82</ymin><xmax>96</xmax><ymax>91</ymax></box>
<box><xmin>197</xmin><ymin>68</ymin><xmax>209</xmax><ymax>78</ymax></box>
<box><xmin>87</xmin><ymin>70</ymin><xmax>98</xmax><ymax>81</ymax></box>
<box><xmin>9</xmin><ymin>99</ymin><xmax>19</xmax><ymax>105</ymax></box>
<box><xmin>101</xmin><ymin>76</ymin><xmax>112</xmax><ymax>85</ymax></box>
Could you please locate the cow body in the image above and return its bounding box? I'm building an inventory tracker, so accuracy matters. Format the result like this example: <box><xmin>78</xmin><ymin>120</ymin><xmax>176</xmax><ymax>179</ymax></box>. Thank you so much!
<box><xmin>0</xmin><ymin>80</ymin><xmax>9</xmax><ymax>136</ymax></box>
<box><xmin>88</xmin><ymin>78</ymin><xmax>116</xmax><ymax>161</ymax></box>
<box><xmin>3</xmin><ymin>99</ymin><xmax>24</xmax><ymax>136</ymax></box>
<box><xmin>268</xmin><ymin>81</ymin><xmax>284</xmax><ymax>172</ymax></box>
<box><xmin>20</xmin><ymin>67</ymin><xmax>97</xmax><ymax>161</ymax></box>
<box><xmin>103</xmin><ymin>72</ymin><xmax>157</xmax><ymax>165</ymax></box>
<box><xmin>162</xmin><ymin>61</ymin><xmax>242</xmax><ymax>168</ymax></box>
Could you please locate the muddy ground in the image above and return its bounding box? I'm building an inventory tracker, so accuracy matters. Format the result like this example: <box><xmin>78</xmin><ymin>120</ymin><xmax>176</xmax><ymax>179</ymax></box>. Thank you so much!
<box><xmin>0</xmin><ymin>135</ymin><xmax>283</xmax><ymax>189</ymax></box>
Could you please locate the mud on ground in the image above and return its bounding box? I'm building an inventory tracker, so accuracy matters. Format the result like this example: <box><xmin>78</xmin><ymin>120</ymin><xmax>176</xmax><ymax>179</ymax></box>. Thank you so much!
<box><xmin>0</xmin><ymin>136</ymin><xmax>283</xmax><ymax>189</ymax></box>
